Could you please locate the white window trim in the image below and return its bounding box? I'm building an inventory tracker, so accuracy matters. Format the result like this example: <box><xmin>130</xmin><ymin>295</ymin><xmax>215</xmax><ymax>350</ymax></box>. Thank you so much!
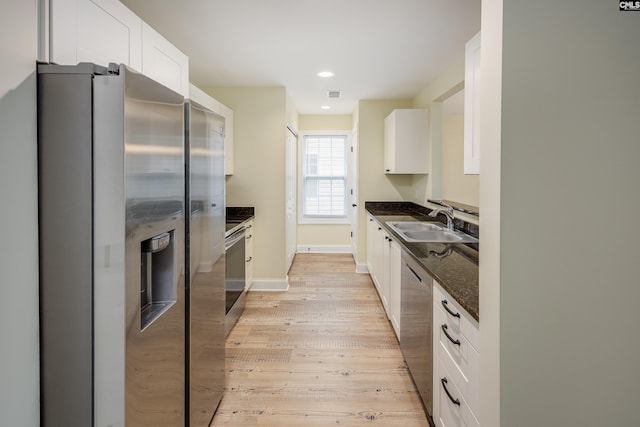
<box><xmin>298</xmin><ymin>130</ymin><xmax>352</xmax><ymax>225</ymax></box>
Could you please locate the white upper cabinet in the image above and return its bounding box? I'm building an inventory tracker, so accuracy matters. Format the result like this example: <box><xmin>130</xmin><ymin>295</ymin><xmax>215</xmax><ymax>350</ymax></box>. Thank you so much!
<box><xmin>384</xmin><ymin>109</ymin><xmax>429</xmax><ymax>174</ymax></box>
<box><xmin>48</xmin><ymin>0</ymin><xmax>189</xmax><ymax>96</ymax></box>
<box><xmin>464</xmin><ymin>31</ymin><xmax>481</xmax><ymax>175</ymax></box>
<box><xmin>219</xmin><ymin>103</ymin><xmax>234</xmax><ymax>175</ymax></box>
<box><xmin>188</xmin><ymin>84</ymin><xmax>221</xmax><ymax>114</ymax></box>
<box><xmin>50</xmin><ymin>0</ymin><xmax>142</xmax><ymax>71</ymax></box>
<box><xmin>141</xmin><ymin>22</ymin><xmax>189</xmax><ymax>96</ymax></box>
<box><xmin>188</xmin><ymin>84</ymin><xmax>234</xmax><ymax>175</ymax></box>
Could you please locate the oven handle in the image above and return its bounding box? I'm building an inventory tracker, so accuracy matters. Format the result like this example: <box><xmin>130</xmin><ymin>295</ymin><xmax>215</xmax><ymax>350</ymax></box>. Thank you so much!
<box><xmin>225</xmin><ymin>227</ymin><xmax>246</xmax><ymax>251</ymax></box>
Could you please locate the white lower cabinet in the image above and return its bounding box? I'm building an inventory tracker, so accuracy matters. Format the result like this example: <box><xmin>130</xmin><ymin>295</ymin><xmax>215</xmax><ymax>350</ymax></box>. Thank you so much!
<box><xmin>433</xmin><ymin>280</ymin><xmax>480</xmax><ymax>426</ymax></box>
<box><xmin>388</xmin><ymin>238</ymin><xmax>401</xmax><ymax>337</ymax></box>
<box><xmin>366</xmin><ymin>214</ymin><xmax>401</xmax><ymax>339</ymax></box>
<box><xmin>245</xmin><ymin>219</ymin><xmax>254</xmax><ymax>289</ymax></box>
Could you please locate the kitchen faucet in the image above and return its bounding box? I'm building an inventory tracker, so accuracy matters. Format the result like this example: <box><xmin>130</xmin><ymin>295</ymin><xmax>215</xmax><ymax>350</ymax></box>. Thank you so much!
<box><xmin>429</xmin><ymin>205</ymin><xmax>455</xmax><ymax>230</ymax></box>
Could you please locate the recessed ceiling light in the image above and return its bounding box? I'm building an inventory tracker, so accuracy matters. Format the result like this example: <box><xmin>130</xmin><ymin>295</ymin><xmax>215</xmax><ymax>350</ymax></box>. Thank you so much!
<box><xmin>317</xmin><ymin>71</ymin><xmax>335</xmax><ymax>78</ymax></box>
<box><xmin>321</xmin><ymin>105</ymin><xmax>331</xmax><ymax>110</ymax></box>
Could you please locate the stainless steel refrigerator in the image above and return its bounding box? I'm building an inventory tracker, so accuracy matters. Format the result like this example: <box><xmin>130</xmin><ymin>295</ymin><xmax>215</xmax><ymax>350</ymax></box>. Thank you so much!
<box><xmin>184</xmin><ymin>100</ymin><xmax>226</xmax><ymax>425</ymax></box>
<box><xmin>38</xmin><ymin>63</ymin><xmax>186</xmax><ymax>427</ymax></box>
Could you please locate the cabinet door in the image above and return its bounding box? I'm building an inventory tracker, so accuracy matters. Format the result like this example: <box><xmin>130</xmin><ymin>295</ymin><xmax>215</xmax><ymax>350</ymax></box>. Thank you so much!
<box><xmin>366</xmin><ymin>215</ymin><xmax>376</xmax><ymax>277</ymax></box>
<box><xmin>384</xmin><ymin>109</ymin><xmax>429</xmax><ymax>174</ymax></box>
<box><xmin>220</xmin><ymin>103</ymin><xmax>234</xmax><ymax>175</ymax></box>
<box><xmin>141</xmin><ymin>22</ymin><xmax>189</xmax><ymax>96</ymax></box>
<box><xmin>244</xmin><ymin>220</ymin><xmax>254</xmax><ymax>289</ymax></box>
<box><xmin>380</xmin><ymin>229</ymin><xmax>390</xmax><ymax>314</ymax></box>
<box><xmin>389</xmin><ymin>239</ymin><xmax>402</xmax><ymax>338</ymax></box>
<box><xmin>464</xmin><ymin>31</ymin><xmax>481</xmax><ymax>175</ymax></box>
<box><xmin>51</xmin><ymin>0</ymin><xmax>142</xmax><ymax>70</ymax></box>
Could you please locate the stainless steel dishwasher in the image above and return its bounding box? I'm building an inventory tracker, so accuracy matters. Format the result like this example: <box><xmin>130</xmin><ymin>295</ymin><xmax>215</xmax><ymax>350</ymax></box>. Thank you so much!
<box><xmin>400</xmin><ymin>250</ymin><xmax>434</xmax><ymax>420</ymax></box>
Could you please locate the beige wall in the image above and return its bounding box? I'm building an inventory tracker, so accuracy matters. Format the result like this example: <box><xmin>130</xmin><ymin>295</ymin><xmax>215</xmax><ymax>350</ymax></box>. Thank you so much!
<box><xmin>205</xmin><ymin>87</ymin><xmax>288</xmax><ymax>280</ymax></box>
<box><xmin>441</xmin><ymin>114</ymin><xmax>479</xmax><ymax>207</ymax></box>
<box><xmin>296</xmin><ymin>114</ymin><xmax>353</xmax><ymax>248</ymax></box>
<box><xmin>411</xmin><ymin>54</ymin><xmax>465</xmax><ymax>204</ymax></box>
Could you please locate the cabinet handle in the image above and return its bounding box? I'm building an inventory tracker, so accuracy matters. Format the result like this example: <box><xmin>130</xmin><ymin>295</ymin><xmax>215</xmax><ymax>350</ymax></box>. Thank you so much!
<box><xmin>441</xmin><ymin>324</ymin><xmax>461</xmax><ymax>346</ymax></box>
<box><xmin>352</xmin><ymin>204</ymin><xmax>357</xmax><ymax>207</ymax></box>
<box><xmin>441</xmin><ymin>378</ymin><xmax>461</xmax><ymax>406</ymax></box>
<box><xmin>441</xmin><ymin>300</ymin><xmax>461</xmax><ymax>318</ymax></box>
<box><xmin>378</xmin><ymin>227</ymin><xmax>382</xmax><ymax>230</ymax></box>
<box><xmin>246</xmin><ymin>256</ymin><xmax>252</xmax><ymax>262</ymax></box>
<box><xmin>246</xmin><ymin>234</ymin><xmax>252</xmax><ymax>239</ymax></box>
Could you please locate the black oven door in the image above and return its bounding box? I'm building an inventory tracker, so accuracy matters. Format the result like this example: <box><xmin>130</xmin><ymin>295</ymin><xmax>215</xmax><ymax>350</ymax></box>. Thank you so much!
<box><xmin>225</xmin><ymin>227</ymin><xmax>246</xmax><ymax>314</ymax></box>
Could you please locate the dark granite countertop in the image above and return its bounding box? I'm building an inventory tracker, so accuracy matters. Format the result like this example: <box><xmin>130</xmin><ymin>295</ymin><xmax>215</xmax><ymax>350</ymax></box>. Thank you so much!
<box><xmin>366</xmin><ymin>201</ymin><xmax>479</xmax><ymax>321</ymax></box>
<box><xmin>226</xmin><ymin>206</ymin><xmax>255</xmax><ymax>236</ymax></box>
<box><xmin>226</xmin><ymin>206</ymin><xmax>255</xmax><ymax>223</ymax></box>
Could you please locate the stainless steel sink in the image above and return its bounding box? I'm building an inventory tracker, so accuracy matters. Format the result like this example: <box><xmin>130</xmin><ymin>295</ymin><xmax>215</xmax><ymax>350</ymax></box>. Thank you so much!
<box><xmin>386</xmin><ymin>221</ymin><xmax>445</xmax><ymax>232</ymax></box>
<box><xmin>386</xmin><ymin>221</ymin><xmax>478</xmax><ymax>243</ymax></box>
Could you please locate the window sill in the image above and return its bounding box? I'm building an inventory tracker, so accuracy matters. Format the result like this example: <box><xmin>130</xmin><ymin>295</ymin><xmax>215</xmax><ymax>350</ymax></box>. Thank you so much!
<box><xmin>298</xmin><ymin>217</ymin><xmax>351</xmax><ymax>225</ymax></box>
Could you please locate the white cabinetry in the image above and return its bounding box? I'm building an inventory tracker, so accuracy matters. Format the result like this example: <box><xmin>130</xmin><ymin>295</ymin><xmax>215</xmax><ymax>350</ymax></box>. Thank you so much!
<box><xmin>188</xmin><ymin>84</ymin><xmax>234</xmax><ymax>174</ymax></box>
<box><xmin>366</xmin><ymin>214</ymin><xmax>401</xmax><ymax>338</ymax></box>
<box><xmin>433</xmin><ymin>280</ymin><xmax>480</xmax><ymax>426</ymax></box>
<box><xmin>464</xmin><ymin>31</ymin><xmax>481</xmax><ymax>175</ymax></box>
<box><xmin>388</xmin><ymin>238</ymin><xmax>402</xmax><ymax>337</ymax></box>
<box><xmin>219</xmin><ymin>103</ymin><xmax>235</xmax><ymax>175</ymax></box>
<box><xmin>384</xmin><ymin>109</ymin><xmax>429</xmax><ymax>174</ymax></box>
<box><xmin>50</xmin><ymin>0</ymin><xmax>142</xmax><ymax>70</ymax></box>
<box><xmin>141</xmin><ymin>22</ymin><xmax>189</xmax><ymax>96</ymax></box>
<box><xmin>47</xmin><ymin>0</ymin><xmax>189</xmax><ymax>96</ymax></box>
<box><xmin>244</xmin><ymin>219</ymin><xmax>254</xmax><ymax>289</ymax></box>
<box><xmin>189</xmin><ymin>84</ymin><xmax>221</xmax><ymax>114</ymax></box>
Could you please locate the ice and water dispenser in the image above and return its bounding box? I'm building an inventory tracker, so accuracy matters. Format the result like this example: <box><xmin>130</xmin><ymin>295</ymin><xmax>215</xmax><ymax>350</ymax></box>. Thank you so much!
<box><xmin>140</xmin><ymin>230</ymin><xmax>177</xmax><ymax>330</ymax></box>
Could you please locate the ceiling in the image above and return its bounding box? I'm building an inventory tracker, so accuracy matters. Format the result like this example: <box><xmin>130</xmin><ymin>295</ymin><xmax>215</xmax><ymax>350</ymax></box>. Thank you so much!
<box><xmin>121</xmin><ymin>0</ymin><xmax>480</xmax><ymax>115</ymax></box>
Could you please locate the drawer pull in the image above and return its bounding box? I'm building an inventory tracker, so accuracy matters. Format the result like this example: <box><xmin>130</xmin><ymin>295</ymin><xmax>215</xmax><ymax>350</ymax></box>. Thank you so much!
<box><xmin>441</xmin><ymin>378</ymin><xmax>461</xmax><ymax>406</ymax></box>
<box><xmin>441</xmin><ymin>324</ymin><xmax>461</xmax><ymax>346</ymax></box>
<box><xmin>442</xmin><ymin>300</ymin><xmax>461</xmax><ymax>318</ymax></box>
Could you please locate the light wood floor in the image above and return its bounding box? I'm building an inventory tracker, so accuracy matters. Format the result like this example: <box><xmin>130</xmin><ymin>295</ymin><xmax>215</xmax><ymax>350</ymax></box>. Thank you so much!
<box><xmin>211</xmin><ymin>253</ymin><xmax>430</xmax><ymax>426</ymax></box>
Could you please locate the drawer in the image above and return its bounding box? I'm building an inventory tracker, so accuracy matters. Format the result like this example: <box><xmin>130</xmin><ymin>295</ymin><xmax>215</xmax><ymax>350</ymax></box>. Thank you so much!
<box><xmin>434</xmin><ymin>280</ymin><xmax>479</xmax><ymax>351</ymax></box>
<box><xmin>435</xmin><ymin>305</ymin><xmax>470</xmax><ymax>369</ymax></box>
<box><xmin>435</xmin><ymin>358</ymin><xmax>480</xmax><ymax>427</ymax></box>
<box><xmin>437</xmin><ymin>335</ymin><xmax>480</xmax><ymax>420</ymax></box>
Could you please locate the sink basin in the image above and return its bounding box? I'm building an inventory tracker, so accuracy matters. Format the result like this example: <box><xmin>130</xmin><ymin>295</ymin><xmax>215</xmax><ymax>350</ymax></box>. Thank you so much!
<box><xmin>386</xmin><ymin>221</ymin><xmax>478</xmax><ymax>243</ymax></box>
<box><xmin>386</xmin><ymin>221</ymin><xmax>445</xmax><ymax>232</ymax></box>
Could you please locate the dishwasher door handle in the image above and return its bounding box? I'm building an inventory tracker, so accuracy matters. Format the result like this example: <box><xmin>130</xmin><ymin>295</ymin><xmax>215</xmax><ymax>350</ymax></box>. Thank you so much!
<box><xmin>406</xmin><ymin>263</ymin><xmax>423</xmax><ymax>284</ymax></box>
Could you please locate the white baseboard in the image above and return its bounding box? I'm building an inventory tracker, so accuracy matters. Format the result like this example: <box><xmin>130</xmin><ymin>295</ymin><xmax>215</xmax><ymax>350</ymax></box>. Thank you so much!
<box><xmin>296</xmin><ymin>244</ymin><xmax>352</xmax><ymax>254</ymax></box>
<box><xmin>355</xmin><ymin>262</ymin><xmax>369</xmax><ymax>274</ymax></box>
<box><xmin>249</xmin><ymin>277</ymin><xmax>289</xmax><ymax>291</ymax></box>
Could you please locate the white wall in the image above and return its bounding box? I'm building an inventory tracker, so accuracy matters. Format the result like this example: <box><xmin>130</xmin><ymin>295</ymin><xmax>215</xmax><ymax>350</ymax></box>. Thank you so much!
<box><xmin>488</xmin><ymin>0</ymin><xmax>640</xmax><ymax>425</ymax></box>
<box><xmin>0</xmin><ymin>2</ymin><xmax>40</xmax><ymax>426</ymax></box>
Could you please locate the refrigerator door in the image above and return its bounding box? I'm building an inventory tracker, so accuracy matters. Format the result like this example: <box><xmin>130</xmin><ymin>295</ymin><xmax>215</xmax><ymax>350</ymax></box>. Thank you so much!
<box><xmin>95</xmin><ymin>65</ymin><xmax>186</xmax><ymax>426</ymax></box>
<box><xmin>186</xmin><ymin>100</ymin><xmax>226</xmax><ymax>425</ymax></box>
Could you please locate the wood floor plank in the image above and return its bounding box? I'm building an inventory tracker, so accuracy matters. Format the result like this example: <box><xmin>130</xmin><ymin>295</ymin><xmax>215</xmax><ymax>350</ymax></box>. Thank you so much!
<box><xmin>211</xmin><ymin>253</ymin><xmax>430</xmax><ymax>426</ymax></box>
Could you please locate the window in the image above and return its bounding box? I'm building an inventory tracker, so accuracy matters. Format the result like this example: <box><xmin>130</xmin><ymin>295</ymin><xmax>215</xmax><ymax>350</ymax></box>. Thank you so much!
<box><xmin>299</xmin><ymin>133</ymin><xmax>349</xmax><ymax>224</ymax></box>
